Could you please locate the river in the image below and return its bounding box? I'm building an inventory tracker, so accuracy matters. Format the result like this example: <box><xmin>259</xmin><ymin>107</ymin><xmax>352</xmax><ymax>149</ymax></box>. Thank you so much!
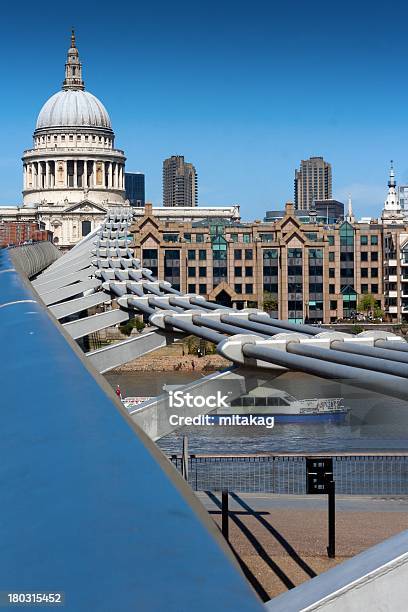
<box><xmin>105</xmin><ymin>370</ymin><xmax>408</xmax><ymax>455</ymax></box>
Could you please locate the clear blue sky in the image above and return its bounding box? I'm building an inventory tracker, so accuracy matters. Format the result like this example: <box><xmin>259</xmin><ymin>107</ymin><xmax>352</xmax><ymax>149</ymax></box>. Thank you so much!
<box><xmin>1</xmin><ymin>0</ymin><xmax>407</xmax><ymax>219</ymax></box>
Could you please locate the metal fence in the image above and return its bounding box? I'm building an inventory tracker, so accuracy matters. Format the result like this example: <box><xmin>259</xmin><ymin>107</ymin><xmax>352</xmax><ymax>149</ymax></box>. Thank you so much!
<box><xmin>169</xmin><ymin>454</ymin><xmax>408</xmax><ymax>495</ymax></box>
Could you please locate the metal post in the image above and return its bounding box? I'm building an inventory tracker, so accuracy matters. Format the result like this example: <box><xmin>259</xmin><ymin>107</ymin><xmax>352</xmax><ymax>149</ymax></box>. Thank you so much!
<box><xmin>327</xmin><ymin>480</ymin><xmax>336</xmax><ymax>558</ymax></box>
<box><xmin>181</xmin><ymin>435</ymin><xmax>189</xmax><ymax>481</ymax></box>
<box><xmin>222</xmin><ymin>489</ymin><xmax>229</xmax><ymax>541</ymax></box>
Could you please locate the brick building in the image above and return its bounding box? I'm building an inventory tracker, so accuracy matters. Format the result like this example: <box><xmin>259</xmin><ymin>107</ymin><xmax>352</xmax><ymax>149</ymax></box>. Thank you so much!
<box><xmin>0</xmin><ymin>221</ymin><xmax>53</xmax><ymax>247</ymax></box>
<box><xmin>130</xmin><ymin>203</ymin><xmax>408</xmax><ymax>323</ymax></box>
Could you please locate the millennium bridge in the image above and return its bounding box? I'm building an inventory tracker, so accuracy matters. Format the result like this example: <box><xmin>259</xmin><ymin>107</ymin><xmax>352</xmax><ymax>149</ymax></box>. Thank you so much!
<box><xmin>2</xmin><ymin>208</ymin><xmax>408</xmax><ymax>611</ymax></box>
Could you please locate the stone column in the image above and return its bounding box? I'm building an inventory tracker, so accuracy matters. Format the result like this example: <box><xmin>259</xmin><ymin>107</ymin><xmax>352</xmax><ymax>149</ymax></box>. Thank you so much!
<box><xmin>38</xmin><ymin>162</ymin><xmax>43</xmax><ymax>189</ymax></box>
<box><xmin>114</xmin><ymin>163</ymin><xmax>118</xmax><ymax>189</ymax></box>
<box><xmin>45</xmin><ymin>162</ymin><xmax>49</xmax><ymax>189</ymax></box>
<box><xmin>84</xmin><ymin>160</ymin><xmax>88</xmax><ymax>188</ymax></box>
<box><xmin>108</xmin><ymin>162</ymin><xmax>113</xmax><ymax>189</ymax></box>
<box><xmin>74</xmin><ymin>160</ymin><xmax>77</xmax><ymax>188</ymax></box>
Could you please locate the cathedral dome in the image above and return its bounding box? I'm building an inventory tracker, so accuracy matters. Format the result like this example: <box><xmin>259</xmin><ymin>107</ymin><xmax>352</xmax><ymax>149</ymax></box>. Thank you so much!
<box><xmin>36</xmin><ymin>90</ymin><xmax>112</xmax><ymax>131</ymax></box>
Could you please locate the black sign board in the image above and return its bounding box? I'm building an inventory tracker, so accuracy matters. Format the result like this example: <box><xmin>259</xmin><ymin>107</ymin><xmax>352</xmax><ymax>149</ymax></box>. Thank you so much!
<box><xmin>306</xmin><ymin>457</ymin><xmax>334</xmax><ymax>494</ymax></box>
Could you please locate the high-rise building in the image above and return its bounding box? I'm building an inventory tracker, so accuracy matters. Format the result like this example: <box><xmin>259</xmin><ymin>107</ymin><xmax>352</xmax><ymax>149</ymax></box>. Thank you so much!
<box><xmin>398</xmin><ymin>184</ymin><xmax>408</xmax><ymax>213</ymax></box>
<box><xmin>125</xmin><ymin>172</ymin><xmax>145</xmax><ymax>206</ymax></box>
<box><xmin>163</xmin><ymin>155</ymin><xmax>198</xmax><ymax>207</ymax></box>
<box><xmin>294</xmin><ymin>156</ymin><xmax>332</xmax><ymax>210</ymax></box>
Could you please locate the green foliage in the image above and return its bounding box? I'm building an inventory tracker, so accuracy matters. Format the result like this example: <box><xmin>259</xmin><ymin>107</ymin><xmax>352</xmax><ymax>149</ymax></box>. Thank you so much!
<box><xmin>357</xmin><ymin>293</ymin><xmax>376</xmax><ymax>315</ymax></box>
<box><xmin>262</xmin><ymin>291</ymin><xmax>278</xmax><ymax>313</ymax></box>
<box><xmin>352</xmin><ymin>324</ymin><xmax>364</xmax><ymax>334</ymax></box>
<box><xmin>133</xmin><ymin>318</ymin><xmax>145</xmax><ymax>332</ymax></box>
<box><xmin>373</xmin><ymin>306</ymin><xmax>384</xmax><ymax>320</ymax></box>
<box><xmin>119</xmin><ymin>317</ymin><xmax>145</xmax><ymax>336</ymax></box>
<box><xmin>185</xmin><ymin>336</ymin><xmax>216</xmax><ymax>355</ymax></box>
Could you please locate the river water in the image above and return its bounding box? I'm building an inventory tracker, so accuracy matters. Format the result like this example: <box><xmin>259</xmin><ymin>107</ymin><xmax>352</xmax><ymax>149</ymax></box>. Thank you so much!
<box><xmin>105</xmin><ymin>370</ymin><xmax>408</xmax><ymax>456</ymax></box>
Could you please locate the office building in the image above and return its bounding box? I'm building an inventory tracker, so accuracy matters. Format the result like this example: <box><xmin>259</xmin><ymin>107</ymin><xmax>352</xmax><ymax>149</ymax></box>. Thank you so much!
<box><xmin>163</xmin><ymin>155</ymin><xmax>198</xmax><ymax>207</ymax></box>
<box><xmin>398</xmin><ymin>185</ymin><xmax>408</xmax><ymax>213</ymax></box>
<box><xmin>294</xmin><ymin>156</ymin><xmax>332</xmax><ymax>210</ymax></box>
<box><xmin>313</xmin><ymin>199</ymin><xmax>344</xmax><ymax>223</ymax></box>
<box><xmin>125</xmin><ymin>172</ymin><xmax>145</xmax><ymax>206</ymax></box>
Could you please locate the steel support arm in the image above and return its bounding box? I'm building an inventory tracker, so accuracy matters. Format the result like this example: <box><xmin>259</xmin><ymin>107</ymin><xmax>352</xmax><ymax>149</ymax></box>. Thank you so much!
<box><xmin>242</xmin><ymin>343</ymin><xmax>408</xmax><ymax>401</ymax></box>
<box><xmin>287</xmin><ymin>341</ymin><xmax>408</xmax><ymax>379</ymax></box>
<box><xmin>63</xmin><ymin>309</ymin><xmax>129</xmax><ymax>340</ymax></box>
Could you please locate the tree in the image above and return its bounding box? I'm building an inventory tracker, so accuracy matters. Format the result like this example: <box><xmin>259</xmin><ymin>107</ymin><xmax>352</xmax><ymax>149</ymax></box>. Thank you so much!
<box><xmin>119</xmin><ymin>317</ymin><xmax>145</xmax><ymax>336</ymax></box>
<box><xmin>262</xmin><ymin>291</ymin><xmax>278</xmax><ymax>314</ymax></box>
<box><xmin>357</xmin><ymin>294</ymin><xmax>376</xmax><ymax>318</ymax></box>
<box><xmin>373</xmin><ymin>305</ymin><xmax>384</xmax><ymax>320</ymax></box>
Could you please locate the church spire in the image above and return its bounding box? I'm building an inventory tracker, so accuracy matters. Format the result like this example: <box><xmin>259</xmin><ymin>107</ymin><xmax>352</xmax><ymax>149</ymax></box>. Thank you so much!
<box><xmin>62</xmin><ymin>29</ymin><xmax>84</xmax><ymax>91</ymax></box>
<box><xmin>346</xmin><ymin>194</ymin><xmax>355</xmax><ymax>223</ymax></box>
<box><xmin>382</xmin><ymin>159</ymin><xmax>401</xmax><ymax>217</ymax></box>
<box><xmin>388</xmin><ymin>160</ymin><xmax>396</xmax><ymax>189</ymax></box>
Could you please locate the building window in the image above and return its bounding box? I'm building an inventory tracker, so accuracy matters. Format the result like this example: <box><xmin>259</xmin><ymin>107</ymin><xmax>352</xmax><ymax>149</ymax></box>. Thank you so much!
<box><xmin>371</xmin><ymin>235</ymin><xmax>378</xmax><ymax>245</ymax></box>
<box><xmin>234</xmin><ymin>249</ymin><xmax>242</xmax><ymax>260</ymax></box>
<box><xmin>371</xmin><ymin>284</ymin><xmax>378</xmax><ymax>293</ymax></box>
<box><xmin>246</xmin><ymin>284</ymin><xmax>253</xmax><ymax>293</ymax></box>
<box><xmin>330</xmin><ymin>300</ymin><xmax>337</xmax><ymax>310</ymax></box>
<box><xmin>245</xmin><ymin>249</ymin><xmax>253</xmax><ymax>260</ymax></box>
<box><xmin>361</xmin><ymin>252</ymin><xmax>368</xmax><ymax>262</ymax></box>
<box><xmin>199</xmin><ymin>267</ymin><xmax>206</xmax><ymax>277</ymax></box>
<box><xmin>184</xmin><ymin>233</ymin><xmax>191</xmax><ymax>242</ymax></box>
<box><xmin>188</xmin><ymin>267</ymin><xmax>195</xmax><ymax>277</ymax></box>
<box><xmin>371</xmin><ymin>268</ymin><xmax>378</xmax><ymax>277</ymax></box>
<box><xmin>329</xmin><ymin>252</ymin><xmax>335</xmax><ymax>262</ymax></box>
<box><xmin>199</xmin><ymin>249</ymin><xmax>206</xmax><ymax>260</ymax></box>
<box><xmin>329</xmin><ymin>268</ymin><xmax>335</xmax><ymax>278</ymax></box>
<box><xmin>81</xmin><ymin>220</ymin><xmax>91</xmax><ymax>236</ymax></box>
<box><xmin>361</xmin><ymin>235</ymin><xmax>368</xmax><ymax>245</ymax></box>
<box><xmin>163</xmin><ymin>233</ymin><xmax>179</xmax><ymax>243</ymax></box>
<box><xmin>361</xmin><ymin>284</ymin><xmax>369</xmax><ymax>294</ymax></box>
<box><xmin>195</xmin><ymin>234</ymin><xmax>204</xmax><ymax>243</ymax></box>
<box><xmin>329</xmin><ymin>284</ymin><xmax>335</xmax><ymax>294</ymax></box>
<box><xmin>199</xmin><ymin>284</ymin><xmax>207</xmax><ymax>294</ymax></box>
<box><xmin>230</xmin><ymin>233</ymin><xmax>238</xmax><ymax>242</ymax></box>
<box><xmin>234</xmin><ymin>266</ymin><xmax>242</xmax><ymax>277</ymax></box>
<box><xmin>328</xmin><ymin>235</ymin><xmax>335</xmax><ymax>246</ymax></box>
<box><xmin>188</xmin><ymin>284</ymin><xmax>196</xmax><ymax>293</ymax></box>
<box><xmin>361</xmin><ymin>268</ymin><xmax>368</xmax><ymax>277</ymax></box>
<box><xmin>371</xmin><ymin>252</ymin><xmax>378</xmax><ymax>261</ymax></box>
<box><xmin>243</xmin><ymin>233</ymin><xmax>250</xmax><ymax>243</ymax></box>
<box><xmin>235</xmin><ymin>284</ymin><xmax>242</xmax><ymax>294</ymax></box>
<box><xmin>245</xmin><ymin>266</ymin><xmax>253</xmax><ymax>277</ymax></box>
<box><xmin>188</xmin><ymin>250</ymin><xmax>195</xmax><ymax>260</ymax></box>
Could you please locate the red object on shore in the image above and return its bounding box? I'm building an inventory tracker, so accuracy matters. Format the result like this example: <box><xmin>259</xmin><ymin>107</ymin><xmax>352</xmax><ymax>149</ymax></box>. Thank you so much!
<box><xmin>116</xmin><ymin>385</ymin><xmax>121</xmax><ymax>397</ymax></box>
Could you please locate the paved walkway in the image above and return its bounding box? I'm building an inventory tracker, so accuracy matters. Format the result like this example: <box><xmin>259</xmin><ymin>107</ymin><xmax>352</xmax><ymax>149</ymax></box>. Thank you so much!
<box><xmin>196</xmin><ymin>492</ymin><xmax>408</xmax><ymax>601</ymax></box>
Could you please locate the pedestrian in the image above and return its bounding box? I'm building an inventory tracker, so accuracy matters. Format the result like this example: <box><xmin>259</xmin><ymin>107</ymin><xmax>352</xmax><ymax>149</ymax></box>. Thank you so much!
<box><xmin>116</xmin><ymin>384</ymin><xmax>122</xmax><ymax>400</ymax></box>
<box><xmin>191</xmin><ymin>360</ymin><xmax>195</xmax><ymax>371</ymax></box>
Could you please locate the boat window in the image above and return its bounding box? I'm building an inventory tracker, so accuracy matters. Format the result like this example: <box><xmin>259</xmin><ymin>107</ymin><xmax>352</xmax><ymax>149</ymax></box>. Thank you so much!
<box><xmin>255</xmin><ymin>397</ymin><xmax>267</xmax><ymax>406</ymax></box>
<box><xmin>242</xmin><ymin>397</ymin><xmax>255</xmax><ymax>406</ymax></box>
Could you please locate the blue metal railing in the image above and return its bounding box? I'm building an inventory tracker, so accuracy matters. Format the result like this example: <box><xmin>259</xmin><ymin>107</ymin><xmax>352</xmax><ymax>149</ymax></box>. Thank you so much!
<box><xmin>0</xmin><ymin>247</ymin><xmax>261</xmax><ymax>612</ymax></box>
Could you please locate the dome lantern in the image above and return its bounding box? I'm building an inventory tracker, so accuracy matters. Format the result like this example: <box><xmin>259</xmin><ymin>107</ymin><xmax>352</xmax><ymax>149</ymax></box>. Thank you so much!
<box><xmin>63</xmin><ymin>28</ymin><xmax>84</xmax><ymax>91</ymax></box>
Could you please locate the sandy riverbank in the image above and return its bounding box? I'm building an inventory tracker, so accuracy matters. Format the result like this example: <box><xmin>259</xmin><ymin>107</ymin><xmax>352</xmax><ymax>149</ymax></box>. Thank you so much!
<box><xmin>111</xmin><ymin>353</ymin><xmax>232</xmax><ymax>373</ymax></box>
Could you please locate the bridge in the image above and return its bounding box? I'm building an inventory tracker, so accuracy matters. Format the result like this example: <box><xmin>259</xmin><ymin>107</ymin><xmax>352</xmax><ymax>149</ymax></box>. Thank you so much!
<box><xmin>3</xmin><ymin>208</ymin><xmax>408</xmax><ymax>611</ymax></box>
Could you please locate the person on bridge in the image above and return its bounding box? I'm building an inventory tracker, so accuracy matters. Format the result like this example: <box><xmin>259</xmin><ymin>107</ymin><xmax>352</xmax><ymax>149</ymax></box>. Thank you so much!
<box><xmin>115</xmin><ymin>385</ymin><xmax>122</xmax><ymax>400</ymax></box>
